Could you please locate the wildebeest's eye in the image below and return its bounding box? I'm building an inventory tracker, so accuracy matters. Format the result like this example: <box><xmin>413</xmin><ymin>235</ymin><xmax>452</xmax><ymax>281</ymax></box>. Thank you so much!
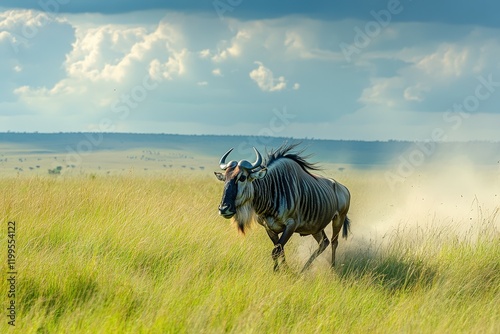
<box><xmin>238</xmin><ymin>175</ymin><xmax>247</xmax><ymax>182</ymax></box>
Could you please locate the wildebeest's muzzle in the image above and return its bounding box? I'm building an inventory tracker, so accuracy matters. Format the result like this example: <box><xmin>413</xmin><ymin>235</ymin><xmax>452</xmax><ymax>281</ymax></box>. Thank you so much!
<box><xmin>218</xmin><ymin>204</ymin><xmax>235</xmax><ymax>218</ymax></box>
<box><xmin>218</xmin><ymin>178</ymin><xmax>238</xmax><ymax>219</ymax></box>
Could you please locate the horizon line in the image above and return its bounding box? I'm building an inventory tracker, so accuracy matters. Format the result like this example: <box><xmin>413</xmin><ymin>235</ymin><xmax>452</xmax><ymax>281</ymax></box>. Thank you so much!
<box><xmin>0</xmin><ymin>131</ymin><xmax>499</xmax><ymax>144</ymax></box>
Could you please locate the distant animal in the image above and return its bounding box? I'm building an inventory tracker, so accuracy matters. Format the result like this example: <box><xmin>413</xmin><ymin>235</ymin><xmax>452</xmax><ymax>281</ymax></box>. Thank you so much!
<box><xmin>214</xmin><ymin>144</ymin><xmax>351</xmax><ymax>272</ymax></box>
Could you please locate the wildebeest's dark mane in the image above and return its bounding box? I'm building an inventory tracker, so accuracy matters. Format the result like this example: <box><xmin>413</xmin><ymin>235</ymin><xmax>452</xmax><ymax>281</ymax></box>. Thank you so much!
<box><xmin>265</xmin><ymin>143</ymin><xmax>321</xmax><ymax>174</ymax></box>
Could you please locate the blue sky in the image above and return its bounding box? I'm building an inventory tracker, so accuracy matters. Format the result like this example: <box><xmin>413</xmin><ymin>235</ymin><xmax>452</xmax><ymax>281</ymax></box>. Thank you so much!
<box><xmin>1</xmin><ymin>0</ymin><xmax>500</xmax><ymax>140</ymax></box>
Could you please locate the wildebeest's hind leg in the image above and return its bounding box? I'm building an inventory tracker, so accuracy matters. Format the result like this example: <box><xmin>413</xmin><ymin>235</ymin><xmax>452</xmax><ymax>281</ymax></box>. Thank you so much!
<box><xmin>331</xmin><ymin>213</ymin><xmax>348</xmax><ymax>268</ymax></box>
<box><xmin>301</xmin><ymin>230</ymin><xmax>330</xmax><ymax>272</ymax></box>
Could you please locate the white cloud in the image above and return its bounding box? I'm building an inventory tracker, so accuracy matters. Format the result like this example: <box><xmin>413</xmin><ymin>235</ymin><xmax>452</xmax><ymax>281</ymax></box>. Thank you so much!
<box><xmin>148</xmin><ymin>49</ymin><xmax>187</xmax><ymax>81</ymax></box>
<box><xmin>0</xmin><ymin>9</ymin><xmax>60</xmax><ymax>30</ymax></box>
<box><xmin>0</xmin><ymin>9</ymin><xmax>70</xmax><ymax>55</ymax></box>
<box><xmin>359</xmin><ymin>77</ymin><xmax>401</xmax><ymax>108</ymax></box>
<box><xmin>199</xmin><ymin>49</ymin><xmax>211</xmax><ymax>58</ymax></box>
<box><xmin>292</xmin><ymin>83</ymin><xmax>300</xmax><ymax>90</ymax></box>
<box><xmin>211</xmin><ymin>29</ymin><xmax>249</xmax><ymax>62</ymax></box>
<box><xmin>355</xmin><ymin>26</ymin><xmax>500</xmax><ymax>117</ymax></box>
<box><xmin>0</xmin><ymin>31</ymin><xmax>13</xmax><ymax>43</ymax></box>
<box><xmin>212</xmin><ymin>68</ymin><xmax>222</xmax><ymax>76</ymax></box>
<box><xmin>415</xmin><ymin>44</ymin><xmax>470</xmax><ymax>78</ymax></box>
<box><xmin>65</xmin><ymin>21</ymin><xmax>185</xmax><ymax>82</ymax></box>
<box><xmin>284</xmin><ymin>30</ymin><xmax>344</xmax><ymax>61</ymax></box>
<box><xmin>208</xmin><ymin>20</ymin><xmax>346</xmax><ymax>64</ymax></box>
<box><xmin>13</xmin><ymin>17</ymin><xmax>188</xmax><ymax>117</ymax></box>
<box><xmin>403</xmin><ymin>84</ymin><xmax>429</xmax><ymax>102</ymax></box>
<box><xmin>249</xmin><ymin>61</ymin><xmax>287</xmax><ymax>92</ymax></box>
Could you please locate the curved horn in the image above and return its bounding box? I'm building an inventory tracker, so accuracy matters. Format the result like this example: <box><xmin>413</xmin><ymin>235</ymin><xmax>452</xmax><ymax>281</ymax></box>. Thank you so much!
<box><xmin>219</xmin><ymin>148</ymin><xmax>236</xmax><ymax>170</ymax></box>
<box><xmin>238</xmin><ymin>147</ymin><xmax>262</xmax><ymax>170</ymax></box>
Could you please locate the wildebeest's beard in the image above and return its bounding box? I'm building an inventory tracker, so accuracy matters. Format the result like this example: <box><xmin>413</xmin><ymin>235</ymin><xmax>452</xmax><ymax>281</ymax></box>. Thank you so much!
<box><xmin>233</xmin><ymin>182</ymin><xmax>255</xmax><ymax>234</ymax></box>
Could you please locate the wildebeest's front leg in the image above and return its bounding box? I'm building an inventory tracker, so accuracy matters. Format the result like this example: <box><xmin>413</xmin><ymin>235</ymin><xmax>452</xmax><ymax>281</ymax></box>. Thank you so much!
<box><xmin>271</xmin><ymin>218</ymin><xmax>297</xmax><ymax>271</ymax></box>
<box><xmin>265</xmin><ymin>228</ymin><xmax>284</xmax><ymax>271</ymax></box>
<box><xmin>262</xmin><ymin>217</ymin><xmax>285</xmax><ymax>271</ymax></box>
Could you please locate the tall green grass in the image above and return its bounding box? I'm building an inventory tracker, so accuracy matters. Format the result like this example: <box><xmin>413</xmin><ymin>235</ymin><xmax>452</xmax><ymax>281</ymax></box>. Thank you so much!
<box><xmin>0</xmin><ymin>172</ymin><xmax>499</xmax><ymax>333</ymax></box>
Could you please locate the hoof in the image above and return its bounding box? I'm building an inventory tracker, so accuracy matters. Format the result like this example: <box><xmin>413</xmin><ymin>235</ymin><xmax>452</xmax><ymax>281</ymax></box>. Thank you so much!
<box><xmin>271</xmin><ymin>244</ymin><xmax>284</xmax><ymax>260</ymax></box>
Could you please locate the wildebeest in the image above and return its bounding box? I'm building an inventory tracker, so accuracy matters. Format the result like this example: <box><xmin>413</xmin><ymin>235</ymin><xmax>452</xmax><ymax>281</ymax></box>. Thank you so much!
<box><xmin>214</xmin><ymin>144</ymin><xmax>351</xmax><ymax>271</ymax></box>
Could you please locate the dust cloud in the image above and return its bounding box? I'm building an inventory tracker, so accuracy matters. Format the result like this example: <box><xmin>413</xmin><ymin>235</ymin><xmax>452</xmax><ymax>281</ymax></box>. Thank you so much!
<box><xmin>294</xmin><ymin>153</ymin><xmax>500</xmax><ymax>267</ymax></box>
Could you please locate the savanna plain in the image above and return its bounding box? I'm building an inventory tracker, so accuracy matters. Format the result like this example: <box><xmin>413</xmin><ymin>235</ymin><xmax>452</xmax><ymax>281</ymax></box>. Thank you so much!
<box><xmin>1</xmin><ymin>148</ymin><xmax>499</xmax><ymax>333</ymax></box>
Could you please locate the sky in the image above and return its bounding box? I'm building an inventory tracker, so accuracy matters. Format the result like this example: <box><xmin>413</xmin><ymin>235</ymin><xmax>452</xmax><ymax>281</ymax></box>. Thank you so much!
<box><xmin>1</xmin><ymin>0</ymin><xmax>500</xmax><ymax>141</ymax></box>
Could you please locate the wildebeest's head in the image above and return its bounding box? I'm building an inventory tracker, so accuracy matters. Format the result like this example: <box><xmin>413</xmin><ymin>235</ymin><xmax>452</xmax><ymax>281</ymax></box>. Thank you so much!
<box><xmin>214</xmin><ymin>147</ymin><xmax>267</xmax><ymax>231</ymax></box>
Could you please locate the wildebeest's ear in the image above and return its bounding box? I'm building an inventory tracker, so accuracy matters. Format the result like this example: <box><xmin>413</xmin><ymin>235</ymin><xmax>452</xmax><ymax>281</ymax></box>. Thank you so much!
<box><xmin>214</xmin><ymin>172</ymin><xmax>225</xmax><ymax>181</ymax></box>
<box><xmin>249</xmin><ymin>167</ymin><xmax>267</xmax><ymax>180</ymax></box>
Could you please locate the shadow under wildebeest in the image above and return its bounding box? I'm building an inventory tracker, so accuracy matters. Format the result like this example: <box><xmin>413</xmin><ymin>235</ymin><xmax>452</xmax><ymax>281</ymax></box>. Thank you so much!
<box><xmin>335</xmin><ymin>241</ymin><xmax>437</xmax><ymax>292</ymax></box>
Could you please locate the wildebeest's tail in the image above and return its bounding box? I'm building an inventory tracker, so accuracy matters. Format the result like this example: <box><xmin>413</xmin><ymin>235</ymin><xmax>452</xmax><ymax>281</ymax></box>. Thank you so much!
<box><xmin>342</xmin><ymin>216</ymin><xmax>351</xmax><ymax>239</ymax></box>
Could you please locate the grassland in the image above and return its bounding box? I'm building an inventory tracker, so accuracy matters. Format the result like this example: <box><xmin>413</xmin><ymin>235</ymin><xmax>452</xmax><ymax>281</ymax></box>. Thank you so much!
<box><xmin>0</xmin><ymin>167</ymin><xmax>499</xmax><ymax>333</ymax></box>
